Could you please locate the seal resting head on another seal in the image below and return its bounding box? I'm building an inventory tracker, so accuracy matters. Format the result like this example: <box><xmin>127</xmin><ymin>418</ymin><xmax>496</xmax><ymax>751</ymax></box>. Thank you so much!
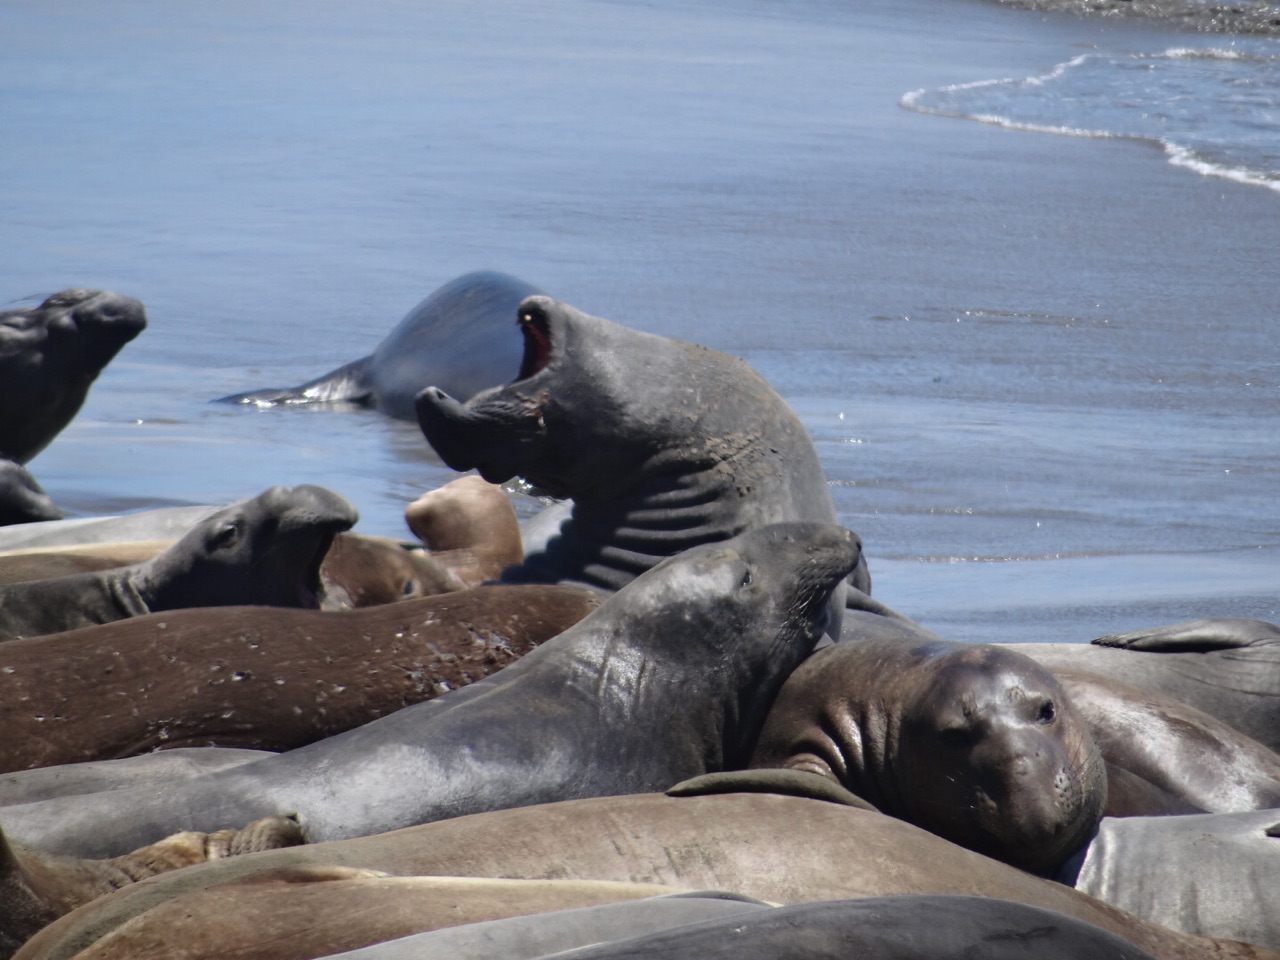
<box><xmin>0</xmin><ymin>290</ymin><xmax>147</xmax><ymax>466</ymax></box>
<box><xmin>750</xmin><ymin>613</ymin><xmax>1107</xmax><ymax>873</ymax></box>
<box><xmin>416</xmin><ymin>294</ymin><xmax>867</xmax><ymax>634</ymax></box>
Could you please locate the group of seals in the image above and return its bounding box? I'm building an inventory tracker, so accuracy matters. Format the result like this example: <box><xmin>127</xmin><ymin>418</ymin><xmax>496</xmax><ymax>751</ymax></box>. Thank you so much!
<box><xmin>0</xmin><ymin>485</ymin><xmax>357</xmax><ymax>639</ymax></box>
<box><xmin>6</xmin><ymin>275</ymin><xmax>1279</xmax><ymax>957</ymax></box>
<box><xmin>0</xmin><ymin>289</ymin><xmax>147</xmax><ymax>526</ymax></box>
<box><xmin>13</xmin><ymin>787</ymin><xmax>1271</xmax><ymax>960</ymax></box>
<box><xmin>0</xmin><ymin>522</ymin><xmax>860</xmax><ymax>858</ymax></box>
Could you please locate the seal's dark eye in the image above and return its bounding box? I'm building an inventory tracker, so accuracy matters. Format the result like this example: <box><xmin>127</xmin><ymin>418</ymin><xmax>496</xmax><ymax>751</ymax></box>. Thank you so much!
<box><xmin>740</xmin><ymin>568</ymin><xmax>753</xmax><ymax>588</ymax></box>
<box><xmin>211</xmin><ymin>521</ymin><xmax>240</xmax><ymax>549</ymax></box>
<box><xmin>1036</xmin><ymin>700</ymin><xmax>1056</xmax><ymax>725</ymax></box>
<box><xmin>938</xmin><ymin>725</ymin><xmax>972</xmax><ymax>747</ymax></box>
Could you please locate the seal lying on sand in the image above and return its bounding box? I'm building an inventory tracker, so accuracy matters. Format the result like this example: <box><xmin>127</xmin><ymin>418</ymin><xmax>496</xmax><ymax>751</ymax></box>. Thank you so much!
<box><xmin>218</xmin><ymin>271</ymin><xmax>544</xmax><ymax>418</ymax></box>
<box><xmin>749</xmin><ymin>611</ymin><xmax>1107</xmax><ymax>873</ymax></box>
<box><xmin>0</xmin><ymin>485</ymin><xmax>357</xmax><ymax>640</ymax></box>
<box><xmin>0</xmin><ymin>522</ymin><xmax>860</xmax><ymax>857</ymax></box>
<box><xmin>416</xmin><ymin>294</ymin><xmax>873</xmax><ymax>633</ymax></box>
<box><xmin>0</xmin><ymin>584</ymin><xmax>600</xmax><ymax>772</ymax></box>
<box><xmin>15</xmin><ymin>788</ymin><xmax>1272</xmax><ymax>960</ymax></box>
<box><xmin>0</xmin><ymin>290</ymin><xmax>147</xmax><ymax>466</ymax></box>
<box><xmin>0</xmin><ymin>816</ymin><xmax>302</xmax><ymax>958</ymax></box>
<box><xmin>1015</xmin><ymin>618</ymin><xmax>1280</xmax><ymax>753</ymax></box>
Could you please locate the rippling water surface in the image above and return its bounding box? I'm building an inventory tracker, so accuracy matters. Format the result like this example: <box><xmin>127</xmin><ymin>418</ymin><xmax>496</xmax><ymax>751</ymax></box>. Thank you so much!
<box><xmin>2</xmin><ymin>0</ymin><xmax>1277</xmax><ymax>643</ymax></box>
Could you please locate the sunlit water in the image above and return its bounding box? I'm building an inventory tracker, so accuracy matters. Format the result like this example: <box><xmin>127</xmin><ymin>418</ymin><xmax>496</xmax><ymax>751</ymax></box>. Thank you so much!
<box><xmin>2</xmin><ymin>0</ymin><xmax>1277</xmax><ymax>643</ymax></box>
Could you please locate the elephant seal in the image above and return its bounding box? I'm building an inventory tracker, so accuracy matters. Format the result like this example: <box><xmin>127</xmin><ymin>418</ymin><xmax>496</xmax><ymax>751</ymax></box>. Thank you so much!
<box><xmin>0</xmin><ymin>532</ymin><xmax>470</xmax><ymax>608</ymax></box>
<box><xmin>0</xmin><ymin>485</ymin><xmax>357</xmax><ymax>640</ymax></box>
<box><xmin>1049</xmin><ymin>667</ymin><xmax>1280</xmax><ymax>817</ymax></box>
<box><xmin>0</xmin><ymin>750</ymin><xmax>273</xmax><ymax>807</ymax></box>
<box><xmin>0</xmin><ymin>290</ymin><xmax>147</xmax><ymax>466</ymax></box>
<box><xmin>16</xmin><ymin>876</ymin><xmax>694</xmax><ymax>960</ymax></box>
<box><xmin>0</xmin><ymin>815</ymin><xmax>302</xmax><ymax>959</ymax></box>
<box><xmin>1057</xmin><ymin>809</ymin><xmax>1280</xmax><ymax>951</ymax></box>
<box><xmin>0</xmin><ymin>463</ymin><xmax>62</xmax><ymax>528</ymax></box>
<box><xmin>15</xmin><ymin>790</ymin><xmax>1271</xmax><ymax>960</ymax></box>
<box><xmin>0</xmin><ymin>584</ymin><xmax>600</xmax><ymax>772</ymax></box>
<box><xmin>309</xmin><ymin>894</ymin><xmax>771</xmax><ymax>960</ymax></box>
<box><xmin>1014</xmin><ymin>618</ymin><xmax>1280</xmax><ymax>753</ymax></box>
<box><xmin>486</xmin><ymin>897</ymin><xmax>1159</xmax><ymax>960</ymax></box>
<box><xmin>218</xmin><ymin>271</ymin><xmax>544</xmax><ymax>418</ymax></box>
<box><xmin>402</xmin><ymin>475</ymin><xmax>523</xmax><ymax>587</ymax></box>
<box><xmin>1</xmin><ymin>522</ymin><xmax>859</xmax><ymax>857</ymax></box>
<box><xmin>416</xmin><ymin>294</ymin><xmax>872</xmax><ymax>633</ymax></box>
<box><xmin>748</xmin><ymin>612</ymin><xmax>1106</xmax><ymax>873</ymax></box>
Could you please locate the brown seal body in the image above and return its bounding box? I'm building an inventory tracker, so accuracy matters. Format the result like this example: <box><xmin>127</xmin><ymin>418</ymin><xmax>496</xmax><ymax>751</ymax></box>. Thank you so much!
<box><xmin>403</xmin><ymin>475</ymin><xmax>523</xmax><ymax>587</ymax></box>
<box><xmin>14</xmin><ymin>790</ymin><xmax>1274</xmax><ymax>960</ymax></box>
<box><xmin>0</xmin><ymin>816</ymin><xmax>301</xmax><ymax>958</ymax></box>
<box><xmin>0</xmin><ymin>584</ymin><xmax>601</xmax><ymax>772</ymax></box>
<box><xmin>749</xmin><ymin>613</ymin><xmax>1106</xmax><ymax>872</ymax></box>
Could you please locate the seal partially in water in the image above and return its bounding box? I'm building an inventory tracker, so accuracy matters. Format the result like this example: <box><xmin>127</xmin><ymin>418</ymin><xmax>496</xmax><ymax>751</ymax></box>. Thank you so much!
<box><xmin>749</xmin><ymin>612</ymin><xmax>1107</xmax><ymax>873</ymax></box>
<box><xmin>0</xmin><ymin>485</ymin><xmax>357</xmax><ymax>640</ymax></box>
<box><xmin>218</xmin><ymin>271</ymin><xmax>544</xmax><ymax>418</ymax></box>
<box><xmin>0</xmin><ymin>522</ymin><xmax>859</xmax><ymax>857</ymax></box>
<box><xmin>416</xmin><ymin>294</ymin><xmax>871</xmax><ymax>633</ymax></box>
<box><xmin>0</xmin><ymin>290</ymin><xmax>147</xmax><ymax>466</ymax></box>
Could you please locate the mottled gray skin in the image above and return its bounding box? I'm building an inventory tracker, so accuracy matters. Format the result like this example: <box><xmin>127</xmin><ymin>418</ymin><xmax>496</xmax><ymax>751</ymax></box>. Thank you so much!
<box><xmin>526</xmin><ymin>896</ymin><xmax>1160</xmax><ymax>960</ymax></box>
<box><xmin>0</xmin><ymin>522</ymin><xmax>860</xmax><ymax>858</ymax></box>
<box><xmin>0</xmin><ymin>462</ymin><xmax>62</xmax><ymax>528</ymax></box>
<box><xmin>218</xmin><ymin>271</ymin><xmax>544</xmax><ymax>418</ymax></box>
<box><xmin>0</xmin><ymin>485</ymin><xmax>357</xmax><ymax>639</ymax></box>
<box><xmin>417</xmin><ymin>294</ymin><xmax>873</xmax><ymax>635</ymax></box>
<box><xmin>751</xmin><ymin>611</ymin><xmax>1106</xmax><ymax>873</ymax></box>
<box><xmin>0</xmin><ymin>290</ymin><xmax>147</xmax><ymax>466</ymax></box>
<box><xmin>0</xmin><ymin>507</ymin><xmax>219</xmax><ymax>552</ymax></box>
<box><xmin>1014</xmin><ymin>618</ymin><xmax>1280</xmax><ymax>753</ymax></box>
<box><xmin>1057</xmin><ymin>809</ymin><xmax>1280</xmax><ymax>950</ymax></box>
<box><xmin>313</xmin><ymin>895</ymin><xmax>772</xmax><ymax>960</ymax></box>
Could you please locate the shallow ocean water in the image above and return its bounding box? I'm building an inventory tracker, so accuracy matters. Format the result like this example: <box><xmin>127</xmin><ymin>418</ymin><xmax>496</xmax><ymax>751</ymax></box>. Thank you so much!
<box><xmin>2</xmin><ymin>0</ymin><xmax>1277</xmax><ymax>643</ymax></box>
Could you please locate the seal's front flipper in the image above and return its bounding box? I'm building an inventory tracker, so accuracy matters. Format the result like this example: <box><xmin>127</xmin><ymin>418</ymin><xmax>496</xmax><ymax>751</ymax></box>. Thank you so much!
<box><xmin>216</xmin><ymin>357</ymin><xmax>374</xmax><ymax>409</ymax></box>
<box><xmin>1093</xmin><ymin>618</ymin><xmax>1280</xmax><ymax>652</ymax></box>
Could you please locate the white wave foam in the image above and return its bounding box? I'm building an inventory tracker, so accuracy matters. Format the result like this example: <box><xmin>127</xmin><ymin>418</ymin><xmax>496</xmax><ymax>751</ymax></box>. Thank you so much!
<box><xmin>1164</xmin><ymin>141</ymin><xmax>1280</xmax><ymax>193</ymax></box>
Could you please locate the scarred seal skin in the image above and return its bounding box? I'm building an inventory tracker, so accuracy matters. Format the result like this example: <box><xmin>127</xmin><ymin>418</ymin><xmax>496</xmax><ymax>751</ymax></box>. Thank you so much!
<box><xmin>0</xmin><ymin>584</ymin><xmax>601</xmax><ymax>772</ymax></box>
<box><xmin>0</xmin><ymin>290</ymin><xmax>147</xmax><ymax>466</ymax></box>
<box><xmin>750</xmin><ymin>612</ymin><xmax>1107</xmax><ymax>873</ymax></box>
<box><xmin>217</xmin><ymin>271</ymin><xmax>544</xmax><ymax>418</ymax></box>
<box><xmin>416</xmin><ymin>294</ymin><xmax>871</xmax><ymax>633</ymax></box>
<box><xmin>0</xmin><ymin>522</ymin><xmax>860</xmax><ymax>859</ymax></box>
<box><xmin>0</xmin><ymin>485</ymin><xmax>357</xmax><ymax>640</ymax></box>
